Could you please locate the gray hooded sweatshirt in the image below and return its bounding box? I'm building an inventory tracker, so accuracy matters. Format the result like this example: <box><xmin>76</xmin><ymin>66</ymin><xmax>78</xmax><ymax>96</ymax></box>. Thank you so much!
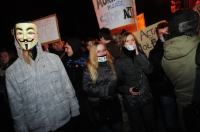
<box><xmin>6</xmin><ymin>40</ymin><xmax>79</xmax><ymax>132</ymax></box>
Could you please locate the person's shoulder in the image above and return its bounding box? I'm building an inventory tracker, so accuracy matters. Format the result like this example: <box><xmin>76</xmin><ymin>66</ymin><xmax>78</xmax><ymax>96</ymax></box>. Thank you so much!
<box><xmin>44</xmin><ymin>52</ymin><xmax>61</xmax><ymax>60</ymax></box>
<box><xmin>149</xmin><ymin>47</ymin><xmax>156</xmax><ymax>57</ymax></box>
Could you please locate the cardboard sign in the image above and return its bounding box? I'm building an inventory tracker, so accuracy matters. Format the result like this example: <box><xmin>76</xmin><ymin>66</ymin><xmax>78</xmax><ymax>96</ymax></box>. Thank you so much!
<box><xmin>134</xmin><ymin>20</ymin><xmax>165</xmax><ymax>57</ymax></box>
<box><xmin>33</xmin><ymin>14</ymin><xmax>60</xmax><ymax>44</ymax></box>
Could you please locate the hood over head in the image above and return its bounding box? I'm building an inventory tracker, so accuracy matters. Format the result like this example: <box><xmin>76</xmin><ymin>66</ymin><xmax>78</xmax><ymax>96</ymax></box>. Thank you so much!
<box><xmin>169</xmin><ymin>9</ymin><xmax>199</xmax><ymax>38</ymax></box>
<box><xmin>163</xmin><ymin>35</ymin><xmax>200</xmax><ymax>60</ymax></box>
<box><xmin>13</xmin><ymin>22</ymin><xmax>43</xmax><ymax>60</ymax></box>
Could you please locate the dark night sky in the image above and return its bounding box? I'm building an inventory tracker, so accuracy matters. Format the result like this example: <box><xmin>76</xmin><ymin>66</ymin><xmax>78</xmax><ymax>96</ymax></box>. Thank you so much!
<box><xmin>0</xmin><ymin>0</ymin><xmax>171</xmax><ymax>50</ymax></box>
<box><xmin>0</xmin><ymin>0</ymin><xmax>99</xmax><ymax>50</ymax></box>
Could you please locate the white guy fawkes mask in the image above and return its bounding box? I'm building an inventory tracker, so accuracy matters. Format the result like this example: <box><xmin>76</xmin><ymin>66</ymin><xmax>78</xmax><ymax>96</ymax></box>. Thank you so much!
<box><xmin>15</xmin><ymin>23</ymin><xmax>38</xmax><ymax>50</ymax></box>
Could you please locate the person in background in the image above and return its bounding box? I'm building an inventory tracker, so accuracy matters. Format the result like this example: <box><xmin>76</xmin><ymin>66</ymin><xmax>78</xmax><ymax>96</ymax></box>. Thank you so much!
<box><xmin>170</xmin><ymin>0</ymin><xmax>182</xmax><ymax>14</ymax></box>
<box><xmin>51</xmin><ymin>37</ymin><xmax>93</xmax><ymax>132</ymax></box>
<box><xmin>64</xmin><ymin>38</ymin><xmax>92</xmax><ymax>132</ymax></box>
<box><xmin>191</xmin><ymin>34</ymin><xmax>200</xmax><ymax>131</ymax></box>
<box><xmin>82</xmin><ymin>37</ymin><xmax>98</xmax><ymax>59</ymax></box>
<box><xmin>0</xmin><ymin>49</ymin><xmax>15</xmax><ymax>132</ymax></box>
<box><xmin>193</xmin><ymin>0</ymin><xmax>200</xmax><ymax>36</ymax></box>
<box><xmin>41</xmin><ymin>43</ymin><xmax>50</xmax><ymax>52</ymax></box>
<box><xmin>162</xmin><ymin>9</ymin><xmax>200</xmax><ymax>132</ymax></box>
<box><xmin>0</xmin><ymin>49</ymin><xmax>11</xmax><ymax>99</ymax></box>
<box><xmin>148</xmin><ymin>22</ymin><xmax>180</xmax><ymax>132</ymax></box>
<box><xmin>51</xmin><ymin>40</ymin><xmax>73</xmax><ymax>60</ymax></box>
<box><xmin>6</xmin><ymin>22</ymin><xmax>79</xmax><ymax>132</ymax></box>
<box><xmin>190</xmin><ymin>37</ymin><xmax>200</xmax><ymax>131</ymax></box>
<box><xmin>99</xmin><ymin>27</ymin><xmax>121</xmax><ymax>59</ymax></box>
<box><xmin>115</xmin><ymin>32</ymin><xmax>156</xmax><ymax>132</ymax></box>
<box><xmin>83</xmin><ymin>42</ymin><xmax>124</xmax><ymax>132</ymax></box>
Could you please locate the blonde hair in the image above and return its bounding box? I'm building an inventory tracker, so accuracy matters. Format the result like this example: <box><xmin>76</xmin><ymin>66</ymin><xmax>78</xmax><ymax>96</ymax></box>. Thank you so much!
<box><xmin>87</xmin><ymin>42</ymin><xmax>116</xmax><ymax>83</ymax></box>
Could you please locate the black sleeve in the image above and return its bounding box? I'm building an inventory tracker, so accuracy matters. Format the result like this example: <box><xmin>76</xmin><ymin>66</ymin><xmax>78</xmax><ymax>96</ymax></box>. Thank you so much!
<box><xmin>135</xmin><ymin>53</ymin><xmax>153</xmax><ymax>74</ymax></box>
<box><xmin>196</xmin><ymin>43</ymin><xmax>200</xmax><ymax>66</ymax></box>
<box><xmin>115</xmin><ymin>60</ymin><xmax>131</xmax><ymax>95</ymax></box>
<box><xmin>82</xmin><ymin>69</ymin><xmax>100</xmax><ymax>97</ymax></box>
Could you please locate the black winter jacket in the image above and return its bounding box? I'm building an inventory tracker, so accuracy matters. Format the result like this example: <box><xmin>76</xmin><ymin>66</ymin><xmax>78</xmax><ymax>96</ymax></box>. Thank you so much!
<box><xmin>194</xmin><ymin>43</ymin><xmax>200</xmax><ymax>103</ymax></box>
<box><xmin>148</xmin><ymin>39</ymin><xmax>176</xmax><ymax>97</ymax></box>
<box><xmin>83</xmin><ymin>62</ymin><xmax>122</xmax><ymax>124</ymax></box>
<box><xmin>83</xmin><ymin>62</ymin><xmax>117</xmax><ymax>98</ymax></box>
<box><xmin>115</xmin><ymin>48</ymin><xmax>153</xmax><ymax>106</ymax></box>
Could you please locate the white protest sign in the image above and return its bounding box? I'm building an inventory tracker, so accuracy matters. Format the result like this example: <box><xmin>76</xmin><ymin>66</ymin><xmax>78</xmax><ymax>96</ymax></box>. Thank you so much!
<box><xmin>33</xmin><ymin>14</ymin><xmax>60</xmax><ymax>44</ymax></box>
<box><xmin>92</xmin><ymin>0</ymin><xmax>137</xmax><ymax>30</ymax></box>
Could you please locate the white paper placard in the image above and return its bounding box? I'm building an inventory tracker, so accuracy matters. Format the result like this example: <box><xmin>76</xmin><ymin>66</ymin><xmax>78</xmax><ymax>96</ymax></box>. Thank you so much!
<box><xmin>33</xmin><ymin>14</ymin><xmax>60</xmax><ymax>44</ymax></box>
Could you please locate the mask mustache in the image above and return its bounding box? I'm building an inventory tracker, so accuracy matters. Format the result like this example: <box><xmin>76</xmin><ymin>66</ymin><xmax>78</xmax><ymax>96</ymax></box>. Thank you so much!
<box><xmin>19</xmin><ymin>39</ymin><xmax>34</xmax><ymax>42</ymax></box>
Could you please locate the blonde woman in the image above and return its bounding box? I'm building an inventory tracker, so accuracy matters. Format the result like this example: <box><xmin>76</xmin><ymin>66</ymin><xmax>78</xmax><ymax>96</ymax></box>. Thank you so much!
<box><xmin>83</xmin><ymin>42</ymin><xmax>123</xmax><ymax>132</ymax></box>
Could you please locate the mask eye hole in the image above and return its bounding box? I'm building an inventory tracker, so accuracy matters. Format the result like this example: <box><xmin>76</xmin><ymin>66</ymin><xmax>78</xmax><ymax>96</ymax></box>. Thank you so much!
<box><xmin>28</xmin><ymin>32</ymin><xmax>35</xmax><ymax>35</ymax></box>
<box><xmin>16</xmin><ymin>32</ymin><xmax>22</xmax><ymax>36</ymax></box>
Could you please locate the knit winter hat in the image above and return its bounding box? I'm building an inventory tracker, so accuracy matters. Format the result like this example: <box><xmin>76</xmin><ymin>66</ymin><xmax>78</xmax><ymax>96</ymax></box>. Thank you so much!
<box><xmin>169</xmin><ymin>9</ymin><xmax>199</xmax><ymax>37</ymax></box>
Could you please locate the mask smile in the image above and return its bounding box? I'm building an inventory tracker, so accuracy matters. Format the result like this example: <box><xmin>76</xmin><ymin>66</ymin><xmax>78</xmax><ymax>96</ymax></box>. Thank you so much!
<box><xmin>15</xmin><ymin>23</ymin><xmax>38</xmax><ymax>50</ymax></box>
<box><xmin>19</xmin><ymin>39</ymin><xmax>34</xmax><ymax>43</ymax></box>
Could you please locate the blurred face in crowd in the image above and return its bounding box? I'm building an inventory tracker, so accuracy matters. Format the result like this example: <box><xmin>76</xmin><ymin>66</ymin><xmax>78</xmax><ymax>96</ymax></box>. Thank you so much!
<box><xmin>15</xmin><ymin>23</ymin><xmax>38</xmax><ymax>50</ymax></box>
<box><xmin>193</xmin><ymin>1</ymin><xmax>200</xmax><ymax>16</ymax></box>
<box><xmin>96</xmin><ymin>44</ymin><xmax>107</xmax><ymax>62</ymax></box>
<box><xmin>171</xmin><ymin>0</ymin><xmax>181</xmax><ymax>13</ymax></box>
<box><xmin>196</xmin><ymin>0</ymin><xmax>200</xmax><ymax>5</ymax></box>
<box><xmin>124</xmin><ymin>34</ymin><xmax>137</xmax><ymax>51</ymax></box>
<box><xmin>158</xmin><ymin>27</ymin><xmax>168</xmax><ymax>37</ymax></box>
<box><xmin>86</xmin><ymin>41</ymin><xmax>93</xmax><ymax>51</ymax></box>
<box><xmin>158</xmin><ymin>27</ymin><xmax>169</xmax><ymax>42</ymax></box>
<box><xmin>0</xmin><ymin>51</ymin><xmax>9</xmax><ymax>65</ymax></box>
<box><xmin>96</xmin><ymin>44</ymin><xmax>107</xmax><ymax>57</ymax></box>
<box><xmin>52</xmin><ymin>41</ymin><xmax>64</xmax><ymax>51</ymax></box>
<box><xmin>171</xmin><ymin>0</ymin><xmax>176</xmax><ymax>13</ymax></box>
<box><xmin>100</xmin><ymin>37</ymin><xmax>107</xmax><ymax>45</ymax></box>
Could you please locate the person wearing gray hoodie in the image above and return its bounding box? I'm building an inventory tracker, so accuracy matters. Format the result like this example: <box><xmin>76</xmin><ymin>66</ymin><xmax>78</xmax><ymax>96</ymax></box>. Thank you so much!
<box><xmin>6</xmin><ymin>22</ymin><xmax>79</xmax><ymax>132</ymax></box>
